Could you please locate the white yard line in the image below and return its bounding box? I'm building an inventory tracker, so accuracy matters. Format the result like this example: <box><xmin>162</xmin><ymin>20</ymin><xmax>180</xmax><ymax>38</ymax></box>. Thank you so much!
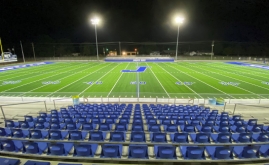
<box><xmin>1</xmin><ymin>63</ymin><xmax>101</xmax><ymax>92</ymax></box>
<box><xmin>146</xmin><ymin>63</ymin><xmax>170</xmax><ymax>98</ymax></box>
<box><xmin>47</xmin><ymin>63</ymin><xmax>115</xmax><ymax>97</ymax></box>
<box><xmin>78</xmin><ymin>63</ymin><xmax>121</xmax><ymax>96</ymax></box>
<box><xmin>177</xmin><ymin>64</ymin><xmax>266</xmax><ymax>99</ymax></box>
<box><xmin>155</xmin><ymin>63</ymin><xmax>203</xmax><ymax>99</ymax></box>
<box><xmin>106</xmin><ymin>63</ymin><xmax>130</xmax><ymax>97</ymax></box>
<box><xmin>165</xmin><ymin>63</ymin><xmax>235</xmax><ymax>99</ymax></box>
<box><xmin>15</xmin><ymin>63</ymin><xmax>105</xmax><ymax>97</ymax></box>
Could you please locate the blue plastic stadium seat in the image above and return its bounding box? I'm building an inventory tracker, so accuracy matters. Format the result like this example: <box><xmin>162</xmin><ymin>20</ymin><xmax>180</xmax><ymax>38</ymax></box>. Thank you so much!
<box><xmin>249</xmin><ymin>124</ymin><xmax>263</xmax><ymax>133</ymax></box>
<box><xmin>231</xmin><ymin>125</ymin><xmax>247</xmax><ymax>133</ymax></box>
<box><xmin>49</xmin><ymin>130</ymin><xmax>62</xmax><ymax>140</ymax></box>
<box><xmin>132</xmin><ymin>124</ymin><xmax>144</xmax><ymax>132</ymax></box>
<box><xmin>181</xmin><ymin>146</ymin><xmax>205</xmax><ymax>159</ymax></box>
<box><xmin>133</xmin><ymin>119</ymin><xmax>142</xmax><ymax>124</ymax></box>
<box><xmin>35</xmin><ymin>122</ymin><xmax>45</xmax><ymax>129</ymax></box>
<box><xmin>62</xmin><ymin>114</ymin><xmax>70</xmax><ymax>118</ymax></box>
<box><xmin>116</xmin><ymin>123</ymin><xmax>127</xmax><ymax>131</ymax></box>
<box><xmin>48</xmin><ymin>143</ymin><xmax>65</xmax><ymax>156</ymax></box>
<box><xmin>39</xmin><ymin>113</ymin><xmax>47</xmax><ymax>118</ymax></box>
<box><xmin>69</xmin><ymin>131</ymin><xmax>82</xmax><ymax>140</ymax></box>
<box><xmin>206</xmin><ymin>146</ymin><xmax>233</xmax><ymax>159</ymax></box>
<box><xmin>66</xmin><ymin>123</ymin><xmax>77</xmax><ymax>130</ymax></box>
<box><xmin>78</xmin><ymin>118</ymin><xmax>86</xmax><ymax>124</ymax></box>
<box><xmin>131</xmin><ymin>132</ymin><xmax>145</xmax><ymax>142</ymax></box>
<box><xmin>204</xmin><ymin>120</ymin><xmax>215</xmax><ymax>126</ymax></box>
<box><xmin>74</xmin><ymin>144</ymin><xmax>93</xmax><ymax>157</ymax></box>
<box><xmin>1</xmin><ymin>140</ymin><xmax>16</xmax><ymax>152</ymax></box>
<box><xmin>37</xmin><ymin>116</ymin><xmax>47</xmax><ymax>123</ymax></box>
<box><xmin>0</xmin><ymin>157</ymin><xmax>20</xmax><ymax>165</ymax></box>
<box><xmin>82</xmin><ymin>123</ymin><xmax>93</xmax><ymax>130</ymax></box>
<box><xmin>29</xmin><ymin>130</ymin><xmax>44</xmax><ymax>139</ymax></box>
<box><xmin>255</xmin><ymin>133</ymin><xmax>269</xmax><ymax>142</ymax></box>
<box><xmin>189</xmin><ymin>120</ymin><xmax>200</xmax><ymax>126</ymax></box>
<box><xmin>11</xmin><ymin>129</ymin><xmax>26</xmax><ymax>138</ymax></box>
<box><xmin>182</xmin><ymin>124</ymin><xmax>195</xmax><ymax>133</ymax></box>
<box><xmin>234</xmin><ymin>146</ymin><xmax>260</xmax><ymax>159</ymax></box>
<box><xmin>63</xmin><ymin>117</ymin><xmax>73</xmax><ymax>124</ymax></box>
<box><xmin>247</xmin><ymin>119</ymin><xmax>258</xmax><ymax>126</ymax></box>
<box><xmin>23</xmin><ymin>142</ymin><xmax>41</xmax><ymax>154</ymax></box>
<box><xmin>149</xmin><ymin>125</ymin><xmax>161</xmax><ymax>132</ymax></box>
<box><xmin>92</xmin><ymin>118</ymin><xmax>101</xmax><ymax>124</ymax></box>
<box><xmin>89</xmin><ymin>131</ymin><xmax>103</xmax><ymax>141</ymax></box>
<box><xmin>232</xmin><ymin>119</ymin><xmax>245</xmax><ymax>126</ymax></box>
<box><xmin>152</xmin><ymin>133</ymin><xmax>166</xmax><ymax>142</ymax></box>
<box><xmin>162</xmin><ymin>119</ymin><xmax>171</xmax><ymax>125</ymax></box>
<box><xmin>24</xmin><ymin>160</ymin><xmax>50</xmax><ymax>165</ymax></box>
<box><xmin>99</xmin><ymin>123</ymin><xmax>110</xmax><ymax>131</ymax></box>
<box><xmin>5</xmin><ymin>120</ymin><xmax>15</xmax><ymax>128</ymax></box>
<box><xmin>176</xmin><ymin>119</ymin><xmax>186</xmax><ymax>125</ymax></box>
<box><xmin>214</xmin><ymin>133</ymin><xmax>232</xmax><ymax>143</ymax></box>
<box><xmin>19</xmin><ymin>121</ymin><xmax>30</xmax><ymax>129</ymax></box>
<box><xmin>110</xmin><ymin>132</ymin><xmax>124</xmax><ymax>141</ymax></box>
<box><xmin>25</xmin><ymin>116</ymin><xmax>34</xmax><ymax>122</ymax></box>
<box><xmin>101</xmin><ymin>144</ymin><xmax>121</xmax><ymax>158</ymax></box>
<box><xmin>105</xmin><ymin>118</ymin><xmax>114</xmax><ymax>124</ymax></box>
<box><xmin>147</xmin><ymin>119</ymin><xmax>157</xmax><ymax>125</ymax></box>
<box><xmin>129</xmin><ymin>145</ymin><xmax>148</xmax><ymax>159</ymax></box>
<box><xmin>233</xmin><ymin>133</ymin><xmax>253</xmax><ymax>143</ymax></box>
<box><xmin>198</xmin><ymin>124</ymin><xmax>213</xmax><ymax>133</ymax></box>
<box><xmin>214</xmin><ymin>126</ymin><xmax>230</xmax><ymax>133</ymax></box>
<box><xmin>119</xmin><ymin>118</ymin><xmax>128</xmax><ymax>124</ymax></box>
<box><xmin>173</xmin><ymin>133</ymin><xmax>188</xmax><ymax>143</ymax></box>
<box><xmin>156</xmin><ymin>146</ymin><xmax>176</xmax><ymax>159</ymax></box>
<box><xmin>0</xmin><ymin>127</ymin><xmax>8</xmax><ymax>136</ymax></box>
<box><xmin>50</xmin><ymin>123</ymin><xmax>60</xmax><ymax>130</ymax></box>
<box><xmin>166</xmin><ymin>124</ymin><xmax>178</xmax><ymax>132</ymax></box>
<box><xmin>192</xmin><ymin>133</ymin><xmax>210</xmax><ymax>143</ymax></box>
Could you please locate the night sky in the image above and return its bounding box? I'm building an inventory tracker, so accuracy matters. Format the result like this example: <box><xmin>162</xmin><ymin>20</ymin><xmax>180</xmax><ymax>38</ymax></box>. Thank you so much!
<box><xmin>1</xmin><ymin>0</ymin><xmax>269</xmax><ymax>44</ymax></box>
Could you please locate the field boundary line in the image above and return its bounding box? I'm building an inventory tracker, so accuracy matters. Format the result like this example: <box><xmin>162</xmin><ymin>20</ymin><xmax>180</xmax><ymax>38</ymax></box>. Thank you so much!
<box><xmin>16</xmin><ymin>63</ymin><xmax>105</xmax><ymax>97</ymax></box>
<box><xmin>47</xmin><ymin>63</ymin><xmax>115</xmax><ymax>97</ymax></box>
<box><xmin>0</xmin><ymin>62</ymin><xmax>70</xmax><ymax>80</ymax></box>
<box><xmin>0</xmin><ymin>63</ymin><xmax>83</xmax><ymax>87</ymax></box>
<box><xmin>177</xmin><ymin>64</ymin><xmax>266</xmax><ymax>99</ymax></box>
<box><xmin>195</xmin><ymin>64</ymin><xmax>269</xmax><ymax>92</ymax></box>
<box><xmin>165</xmin><ymin>63</ymin><xmax>235</xmax><ymax>98</ymax></box>
<box><xmin>155</xmin><ymin>63</ymin><xmax>203</xmax><ymax>98</ymax></box>
<box><xmin>1</xmin><ymin>63</ymin><xmax>102</xmax><ymax>93</ymax></box>
<box><xmin>106</xmin><ymin>63</ymin><xmax>130</xmax><ymax>97</ymax></box>
<box><xmin>146</xmin><ymin>63</ymin><xmax>170</xmax><ymax>98</ymax></box>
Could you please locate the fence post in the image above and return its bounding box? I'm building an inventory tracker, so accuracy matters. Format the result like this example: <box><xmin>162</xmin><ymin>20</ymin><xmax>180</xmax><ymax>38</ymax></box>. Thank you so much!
<box><xmin>232</xmin><ymin>103</ymin><xmax>237</xmax><ymax>115</ymax></box>
<box><xmin>174</xmin><ymin>97</ymin><xmax>176</xmax><ymax>105</ymax></box>
<box><xmin>53</xmin><ymin>100</ymin><xmax>56</xmax><ymax>109</ymax></box>
<box><xmin>156</xmin><ymin>97</ymin><xmax>158</xmax><ymax>103</ymax></box>
<box><xmin>44</xmin><ymin>101</ymin><xmax>48</xmax><ymax>113</ymax></box>
<box><xmin>0</xmin><ymin>106</ymin><xmax>6</xmax><ymax>121</ymax></box>
<box><xmin>119</xmin><ymin>96</ymin><xmax>120</xmax><ymax>103</ymax></box>
<box><xmin>223</xmin><ymin>102</ymin><xmax>227</xmax><ymax>112</ymax></box>
<box><xmin>101</xmin><ymin>96</ymin><xmax>103</xmax><ymax>103</ymax></box>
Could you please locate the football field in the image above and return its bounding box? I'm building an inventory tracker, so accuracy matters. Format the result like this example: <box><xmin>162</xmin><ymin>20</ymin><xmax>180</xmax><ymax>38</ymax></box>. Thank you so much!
<box><xmin>1</xmin><ymin>61</ymin><xmax>269</xmax><ymax>99</ymax></box>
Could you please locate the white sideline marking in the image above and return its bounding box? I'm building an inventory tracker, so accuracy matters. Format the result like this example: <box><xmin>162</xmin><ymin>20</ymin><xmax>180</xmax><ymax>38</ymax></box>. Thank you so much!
<box><xmin>0</xmin><ymin>62</ymin><xmax>83</xmax><ymax>87</ymax></box>
<box><xmin>195</xmin><ymin>64</ymin><xmax>269</xmax><ymax>92</ymax></box>
<box><xmin>15</xmin><ymin>63</ymin><xmax>105</xmax><ymax>97</ymax></box>
<box><xmin>165</xmin><ymin>63</ymin><xmax>235</xmax><ymax>99</ymax></box>
<box><xmin>178</xmin><ymin>64</ymin><xmax>266</xmax><ymax>99</ymax></box>
<box><xmin>47</xmin><ymin>63</ymin><xmax>115</xmax><ymax>97</ymax></box>
<box><xmin>78</xmin><ymin>63</ymin><xmax>121</xmax><ymax>96</ymax></box>
<box><xmin>146</xmin><ymin>63</ymin><xmax>170</xmax><ymax>98</ymax></box>
<box><xmin>155</xmin><ymin>63</ymin><xmax>203</xmax><ymax>99</ymax></box>
<box><xmin>1</xmin><ymin>63</ymin><xmax>101</xmax><ymax>93</ymax></box>
<box><xmin>107</xmin><ymin>63</ymin><xmax>130</xmax><ymax>97</ymax></box>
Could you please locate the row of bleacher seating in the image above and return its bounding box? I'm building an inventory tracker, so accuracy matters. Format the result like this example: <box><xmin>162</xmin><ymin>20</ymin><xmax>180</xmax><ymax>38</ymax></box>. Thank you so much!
<box><xmin>1</xmin><ymin>103</ymin><xmax>269</xmax><ymax>162</ymax></box>
<box><xmin>0</xmin><ymin>157</ymin><xmax>82</xmax><ymax>165</ymax></box>
<box><xmin>1</xmin><ymin>129</ymin><xmax>269</xmax><ymax>143</ymax></box>
<box><xmin>1</xmin><ymin>140</ymin><xmax>269</xmax><ymax>160</ymax></box>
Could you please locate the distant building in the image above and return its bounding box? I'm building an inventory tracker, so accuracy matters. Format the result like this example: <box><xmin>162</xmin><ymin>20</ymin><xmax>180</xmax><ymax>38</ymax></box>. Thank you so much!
<box><xmin>122</xmin><ymin>51</ymin><xmax>138</xmax><ymax>56</ymax></box>
<box><xmin>107</xmin><ymin>51</ymin><xmax>117</xmax><ymax>56</ymax></box>
<box><xmin>150</xmin><ymin>51</ymin><xmax>160</xmax><ymax>55</ymax></box>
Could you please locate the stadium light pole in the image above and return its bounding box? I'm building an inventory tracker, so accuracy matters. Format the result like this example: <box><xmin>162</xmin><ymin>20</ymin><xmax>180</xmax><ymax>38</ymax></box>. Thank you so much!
<box><xmin>175</xmin><ymin>16</ymin><xmax>184</xmax><ymax>61</ymax></box>
<box><xmin>91</xmin><ymin>18</ymin><xmax>100</xmax><ymax>61</ymax></box>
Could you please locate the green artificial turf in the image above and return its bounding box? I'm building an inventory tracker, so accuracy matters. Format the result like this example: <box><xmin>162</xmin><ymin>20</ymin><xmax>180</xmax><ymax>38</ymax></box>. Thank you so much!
<box><xmin>1</xmin><ymin>61</ymin><xmax>269</xmax><ymax>99</ymax></box>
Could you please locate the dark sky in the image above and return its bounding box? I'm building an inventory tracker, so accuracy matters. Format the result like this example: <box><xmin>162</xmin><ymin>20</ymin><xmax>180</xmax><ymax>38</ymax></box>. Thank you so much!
<box><xmin>1</xmin><ymin>0</ymin><xmax>269</xmax><ymax>44</ymax></box>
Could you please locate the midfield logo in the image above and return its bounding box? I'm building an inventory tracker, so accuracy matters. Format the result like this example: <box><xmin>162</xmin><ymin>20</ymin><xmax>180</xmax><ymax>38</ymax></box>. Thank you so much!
<box><xmin>122</xmin><ymin>66</ymin><xmax>147</xmax><ymax>73</ymax></box>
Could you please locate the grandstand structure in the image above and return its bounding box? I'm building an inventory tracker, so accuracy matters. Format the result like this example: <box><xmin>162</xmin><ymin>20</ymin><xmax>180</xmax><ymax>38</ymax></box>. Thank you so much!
<box><xmin>0</xmin><ymin>56</ymin><xmax>269</xmax><ymax>165</ymax></box>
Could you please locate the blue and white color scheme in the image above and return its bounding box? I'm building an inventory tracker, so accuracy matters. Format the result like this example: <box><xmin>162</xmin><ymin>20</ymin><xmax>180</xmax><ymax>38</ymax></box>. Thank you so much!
<box><xmin>226</xmin><ymin>62</ymin><xmax>269</xmax><ymax>70</ymax></box>
<box><xmin>105</xmin><ymin>57</ymin><xmax>174</xmax><ymax>62</ymax></box>
<box><xmin>0</xmin><ymin>62</ymin><xmax>54</xmax><ymax>72</ymax></box>
<box><xmin>122</xmin><ymin>66</ymin><xmax>147</xmax><ymax>73</ymax></box>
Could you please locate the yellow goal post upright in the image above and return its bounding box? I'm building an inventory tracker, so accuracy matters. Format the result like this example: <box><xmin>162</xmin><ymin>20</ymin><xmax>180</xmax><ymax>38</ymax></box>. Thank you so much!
<box><xmin>0</xmin><ymin>37</ymin><xmax>4</xmax><ymax>60</ymax></box>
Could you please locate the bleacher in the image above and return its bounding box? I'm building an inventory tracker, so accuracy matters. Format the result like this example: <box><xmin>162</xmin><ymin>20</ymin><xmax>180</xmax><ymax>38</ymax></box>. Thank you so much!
<box><xmin>0</xmin><ymin>103</ymin><xmax>269</xmax><ymax>165</ymax></box>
